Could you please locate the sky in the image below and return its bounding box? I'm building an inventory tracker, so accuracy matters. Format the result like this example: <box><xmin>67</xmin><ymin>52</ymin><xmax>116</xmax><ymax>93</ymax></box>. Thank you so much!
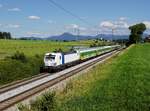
<box><xmin>0</xmin><ymin>0</ymin><xmax>150</xmax><ymax>37</ymax></box>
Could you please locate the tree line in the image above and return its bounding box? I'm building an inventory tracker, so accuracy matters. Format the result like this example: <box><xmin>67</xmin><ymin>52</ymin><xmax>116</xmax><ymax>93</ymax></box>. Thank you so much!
<box><xmin>0</xmin><ymin>32</ymin><xmax>12</xmax><ymax>39</ymax></box>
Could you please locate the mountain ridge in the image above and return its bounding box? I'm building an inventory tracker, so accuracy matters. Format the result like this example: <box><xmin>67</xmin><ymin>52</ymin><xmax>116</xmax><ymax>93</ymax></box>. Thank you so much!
<box><xmin>20</xmin><ymin>32</ymin><xmax>134</xmax><ymax>41</ymax></box>
<box><xmin>46</xmin><ymin>32</ymin><xmax>129</xmax><ymax>41</ymax></box>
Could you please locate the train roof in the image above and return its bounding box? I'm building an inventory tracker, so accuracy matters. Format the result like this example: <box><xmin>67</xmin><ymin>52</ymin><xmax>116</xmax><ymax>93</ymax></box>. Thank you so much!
<box><xmin>76</xmin><ymin>45</ymin><xmax>120</xmax><ymax>53</ymax></box>
<box><xmin>45</xmin><ymin>45</ymin><xmax>120</xmax><ymax>55</ymax></box>
<box><xmin>76</xmin><ymin>45</ymin><xmax>116</xmax><ymax>53</ymax></box>
<box><xmin>45</xmin><ymin>50</ymin><xmax>77</xmax><ymax>56</ymax></box>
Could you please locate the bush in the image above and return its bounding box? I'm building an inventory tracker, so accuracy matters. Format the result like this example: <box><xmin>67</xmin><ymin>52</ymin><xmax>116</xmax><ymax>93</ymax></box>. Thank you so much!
<box><xmin>0</xmin><ymin>56</ymin><xmax>43</xmax><ymax>85</ymax></box>
<box><xmin>18</xmin><ymin>92</ymin><xmax>56</xmax><ymax>111</ymax></box>
<box><xmin>54</xmin><ymin>48</ymin><xmax>62</xmax><ymax>52</ymax></box>
<box><xmin>90</xmin><ymin>43</ymin><xmax>97</xmax><ymax>47</ymax></box>
<box><xmin>35</xmin><ymin>54</ymin><xmax>41</xmax><ymax>58</ymax></box>
<box><xmin>11</xmin><ymin>51</ymin><xmax>27</xmax><ymax>62</ymax></box>
<box><xmin>18</xmin><ymin>104</ymin><xmax>30</xmax><ymax>111</ymax></box>
<box><xmin>32</xmin><ymin>92</ymin><xmax>56</xmax><ymax>111</ymax></box>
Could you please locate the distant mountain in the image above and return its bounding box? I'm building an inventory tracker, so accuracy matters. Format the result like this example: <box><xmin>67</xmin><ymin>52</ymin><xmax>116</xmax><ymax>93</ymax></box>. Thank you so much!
<box><xmin>96</xmin><ymin>34</ymin><xmax>129</xmax><ymax>40</ymax></box>
<box><xmin>19</xmin><ymin>37</ymin><xmax>43</xmax><ymax>40</ymax></box>
<box><xmin>46</xmin><ymin>32</ymin><xmax>129</xmax><ymax>41</ymax></box>
<box><xmin>46</xmin><ymin>32</ymin><xmax>94</xmax><ymax>41</ymax></box>
<box><xmin>19</xmin><ymin>32</ymin><xmax>132</xmax><ymax>41</ymax></box>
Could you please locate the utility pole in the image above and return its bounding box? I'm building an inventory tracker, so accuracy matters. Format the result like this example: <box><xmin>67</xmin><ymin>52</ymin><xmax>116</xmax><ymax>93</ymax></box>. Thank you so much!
<box><xmin>112</xmin><ymin>28</ymin><xmax>115</xmax><ymax>44</ymax></box>
<box><xmin>112</xmin><ymin>28</ymin><xmax>114</xmax><ymax>40</ymax></box>
<box><xmin>75</xmin><ymin>28</ymin><xmax>80</xmax><ymax>41</ymax></box>
<box><xmin>97</xmin><ymin>30</ymin><xmax>100</xmax><ymax>39</ymax></box>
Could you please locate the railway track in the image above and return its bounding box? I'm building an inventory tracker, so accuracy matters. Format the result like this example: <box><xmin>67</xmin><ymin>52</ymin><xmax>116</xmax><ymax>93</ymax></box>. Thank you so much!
<box><xmin>0</xmin><ymin>49</ymin><xmax>122</xmax><ymax>111</ymax></box>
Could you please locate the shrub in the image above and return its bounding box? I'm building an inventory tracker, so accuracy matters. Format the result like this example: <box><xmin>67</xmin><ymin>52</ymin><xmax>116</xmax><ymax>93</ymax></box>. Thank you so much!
<box><xmin>18</xmin><ymin>104</ymin><xmax>30</xmax><ymax>111</ymax></box>
<box><xmin>31</xmin><ymin>92</ymin><xmax>56</xmax><ymax>111</ymax></box>
<box><xmin>90</xmin><ymin>43</ymin><xmax>96</xmax><ymax>47</ymax></box>
<box><xmin>18</xmin><ymin>92</ymin><xmax>56</xmax><ymax>111</ymax></box>
<box><xmin>0</xmin><ymin>56</ymin><xmax>43</xmax><ymax>85</ymax></box>
<box><xmin>35</xmin><ymin>54</ymin><xmax>41</xmax><ymax>58</ymax></box>
<box><xmin>11</xmin><ymin>51</ymin><xmax>27</xmax><ymax>62</ymax></box>
<box><xmin>54</xmin><ymin>48</ymin><xmax>63</xmax><ymax>52</ymax></box>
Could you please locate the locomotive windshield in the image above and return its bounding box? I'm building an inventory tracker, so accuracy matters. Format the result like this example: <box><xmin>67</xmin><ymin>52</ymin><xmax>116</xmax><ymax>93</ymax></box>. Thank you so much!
<box><xmin>45</xmin><ymin>54</ymin><xmax>55</xmax><ymax>60</ymax></box>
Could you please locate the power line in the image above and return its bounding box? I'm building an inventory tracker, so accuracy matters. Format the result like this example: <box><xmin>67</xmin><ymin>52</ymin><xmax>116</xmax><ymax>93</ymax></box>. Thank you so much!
<box><xmin>47</xmin><ymin>0</ymin><xmax>92</xmax><ymax>26</ymax></box>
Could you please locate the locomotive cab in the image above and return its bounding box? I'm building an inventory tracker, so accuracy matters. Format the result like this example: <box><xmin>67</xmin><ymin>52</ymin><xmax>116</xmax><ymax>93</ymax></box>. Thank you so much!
<box><xmin>44</xmin><ymin>53</ymin><xmax>62</xmax><ymax>67</ymax></box>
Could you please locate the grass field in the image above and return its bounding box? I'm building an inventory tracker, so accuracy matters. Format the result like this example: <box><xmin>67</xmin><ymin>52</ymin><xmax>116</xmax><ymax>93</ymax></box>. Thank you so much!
<box><xmin>20</xmin><ymin>43</ymin><xmax>150</xmax><ymax>111</ymax></box>
<box><xmin>0</xmin><ymin>39</ymin><xmax>113</xmax><ymax>85</ymax></box>
<box><xmin>0</xmin><ymin>40</ymin><xmax>94</xmax><ymax>59</ymax></box>
<box><xmin>0</xmin><ymin>40</ymin><xmax>92</xmax><ymax>85</ymax></box>
<box><xmin>55</xmin><ymin>44</ymin><xmax>150</xmax><ymax>111</ymax></box>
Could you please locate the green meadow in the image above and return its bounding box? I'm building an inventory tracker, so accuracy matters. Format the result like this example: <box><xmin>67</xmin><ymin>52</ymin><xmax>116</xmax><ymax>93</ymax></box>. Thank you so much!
<box><xmin>0</xmin><ymin>40</ymin><xmax>92</xmax><ymax>59</ymax></box>
<box><xmin>0</xmin><ymin>39</ymin><xmax>112</xmax><ymax>85</ymax></box>
<box><xmin>0</xmin><ymin>40</ymin><xmax>89</xmax><ymax>85</ymax></box>
<box><xmin>54</xmin><ymin>44</ymin><xmax>149</xmax><ymax>111</ymax></box>
<box><xmin>19</xmin><ymin>43</ymin><xmax>150</xmax><ymax>111</ymax></box>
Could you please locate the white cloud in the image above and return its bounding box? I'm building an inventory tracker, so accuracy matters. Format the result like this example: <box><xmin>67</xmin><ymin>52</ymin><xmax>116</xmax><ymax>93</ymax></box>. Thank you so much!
<box><xmin>64</xmin><ymin>18</ymin><xmax>130</xmax><ymax>36</ymax></box>
<box><xmin>8</xmin><ymin>8</ymin><xmax>21</xmax><ymax>12</ymax></box>
<box><xmin>66</xmin><ymin>24</ymin><xmax>79</xmax><ymax>29</ymax></box>
<box><xmin>66</xmin><ymin>24</ymin><xmax>87</xmax><ymax>31</ymax></box>
<box><xmin>119</xmin><ymin>17</ymin><xmax>127</xmax><ymax>21</ymax></box>
<box><xmin>28</xmin><ymin>16</ymin><xmax>41</xmax><ymax>20</ymax></box>
<box><xmin>115</xmin><ymin>21</ymin><xmax>129</xmax><ymax>29</ymax></box>
<box><xmin>100</xmin><ymin>21</ymin><xmax>115</xmax><ymax>29</ymax></box>
<box><xmin>65</xmin><ymin>24</ymin><xmax>88</xmax><ymax>35</ymax></box>
<box><xmin>0</xmin><ymin>4</ymin><xmax>3</xmax><ymax>8</ymax></box>
<box><xmin>100</xmin><ymin>20</ymin><xmax>129</xmax><ymax>29</ymax></box>
<box><xmin>99</xmin><ymin>18</ymin><xmax>130</xmax><ymax>35</ymax></box>
<box><xmin>143</xmin><ymin>21</ymin><xmax>150</xmax><ymax>29</ymax></box>
<box><xmin>71</xmin><ymin>24</ymin><xmax>79</xmax><ymax>28</ymax></box>
<box><xmin>7</xmin><ymin>24</ymin><xmax>20</xmax><ymax>28</ymax></box>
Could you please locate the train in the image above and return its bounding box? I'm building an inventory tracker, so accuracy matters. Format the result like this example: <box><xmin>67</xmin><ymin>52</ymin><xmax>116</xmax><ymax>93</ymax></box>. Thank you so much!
<box><xmin>41</xmin><ymin>45</ymin><xmax>121</xmax><ymax>72</ymax></box>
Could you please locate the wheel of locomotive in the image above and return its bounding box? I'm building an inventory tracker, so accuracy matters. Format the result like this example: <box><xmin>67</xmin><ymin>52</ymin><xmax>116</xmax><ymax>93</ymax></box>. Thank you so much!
<box><xmin>59</xmin><ymin>65</ymin><xmax>65</xmax><ymax>71</ymax></box>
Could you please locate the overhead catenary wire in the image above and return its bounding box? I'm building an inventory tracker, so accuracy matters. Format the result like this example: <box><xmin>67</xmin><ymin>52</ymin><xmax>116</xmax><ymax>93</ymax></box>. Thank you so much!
<box><xmin>46</xmin><ymin>0</ymin><xmax>92</xmax><ymax>27</ymax></box>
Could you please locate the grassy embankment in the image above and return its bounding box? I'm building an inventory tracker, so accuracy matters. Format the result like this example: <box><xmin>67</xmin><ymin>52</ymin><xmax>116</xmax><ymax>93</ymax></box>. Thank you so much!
<box><xmin>0</xmin><ymin>39</ymin><xmax>111</xmax><ymax>85</ymax></box>
<box><xmin>19</xmin><ymin>44</ymin><xmax>150</xmax><ymax>111</ymax></box>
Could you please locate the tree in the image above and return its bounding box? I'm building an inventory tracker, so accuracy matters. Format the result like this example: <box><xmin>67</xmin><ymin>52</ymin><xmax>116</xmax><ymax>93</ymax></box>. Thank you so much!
<box><xmin>0</xmin><ymin>32</ymin><xmax>3</xmax><ymax>39</ymax></box>
<box><xmin>0</xmin><ymin>32</ymin><xmax>12</xmax><ymax>39</ymax></box>
<box><xmin>7</xmin><ymin>32</ymin><xmax>12</xmax><ymax>39</ymax></box>
<box><xmin>3</xmin><ymin>32</ymin><xmax>7</xmax><ymax>39</ymax></box>
<box><xmin>129</xmin><ymin>23</ymin><xmax>146</xmax><ymax>44</ymax></box>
